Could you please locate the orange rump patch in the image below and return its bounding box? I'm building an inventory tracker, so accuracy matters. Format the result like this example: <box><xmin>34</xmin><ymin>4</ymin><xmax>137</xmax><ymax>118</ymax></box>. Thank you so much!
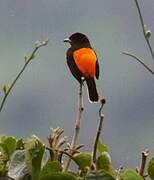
<box><xmin>73</xmin><ymin>48</ymin><xmax>97</xmax><ymax>77</ymax></box>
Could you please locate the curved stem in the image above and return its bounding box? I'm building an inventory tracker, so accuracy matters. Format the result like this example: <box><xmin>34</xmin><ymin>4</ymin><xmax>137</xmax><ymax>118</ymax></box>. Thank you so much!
<box><xmin>134</xmin><ymin>0</ymin><xmax>154</xmax><ymax>61</ymax></box>
<box><xmin>0</xmin><ymin>40</ymin><xmax>48</xmax><ymax>113</ymax></box>
<box><xmin>122</xmin><ymin>52</ymin><xmax>154</xmax><ymax>74</ymax></box>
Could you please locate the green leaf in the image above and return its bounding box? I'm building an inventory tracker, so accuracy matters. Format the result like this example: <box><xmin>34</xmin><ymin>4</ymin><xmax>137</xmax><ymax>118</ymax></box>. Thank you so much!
<box><xmin>3</xmin><ymin>137</ymin><xmax>17</xmax><ymax>157</ymax></box>
<box><xmin>73</xmin><ymin>152</ymin><xmax>92</xmax><ymax>169</ymax></box>
<box><xmin>40</xmin><ymin>172</ymin><xmax>77</xmax><ymax>180</ymax></box>
<box><xmin>40</xmin><ymin>161</ymin><xmax>62</xmax><ymax>177</ymax></box>
<box><xmin>0</xmin><ymin>135</ymin><xmax>17</xmax><ymax>175</ymax></box>
<box><xmin>97</xmin><ymin>139</ymin><xmax>109</xmax><ymax>153</ymax></box>
<box><xmin>0</xmin><ymin>136</ymin><xmax>17</xmax><ymax>158</ymax></box>
<box><xmin>121</xmin><ymin>169</ymin><xmax>144</xmax><ymax>180</ymax></box>
<box><xmin>24</xmin><ymin>135</ymin><xmax>45</xmax><ymax>180</ymax></box>
<box><xmin>0</xmin><ymin>145</ymin><xmax>8</xmax><ymax>175</ymax></box>
<box><xmin>147</xmin><ymin>157</ymin><xmax>154</xmax><ymax>180</ymax></box>
<box><xmin>85</xmin><ymin>170</ymin><xmax>115</xmax><ymax>180</ymax></box>
<box><xmin>96</xmin><ymin>152</ymin><xmax>115</xmax><ymax>176</ymax></box>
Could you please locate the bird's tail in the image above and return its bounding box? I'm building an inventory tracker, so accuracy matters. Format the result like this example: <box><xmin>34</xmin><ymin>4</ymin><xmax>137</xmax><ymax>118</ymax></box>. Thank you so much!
<box><xmin>85</xmin><ymin>77</ymin><xmax>99</xmax><ymax>102</ymax></box>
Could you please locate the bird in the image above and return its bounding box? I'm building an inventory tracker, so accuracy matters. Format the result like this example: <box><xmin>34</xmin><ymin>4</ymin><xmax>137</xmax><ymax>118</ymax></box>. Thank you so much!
<box><xmin>64</xmin><ymin>32</ymin><xmax>100</xmax><ymax>102</ymax></box>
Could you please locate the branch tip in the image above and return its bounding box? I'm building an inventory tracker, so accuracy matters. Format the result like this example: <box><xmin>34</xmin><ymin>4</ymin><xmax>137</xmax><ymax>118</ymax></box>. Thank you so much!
<box><xmin>0</xmin><ymin>39</ymin><xmax>48</xmax><ymax>113</ymax></box>
<box><xmin>92</xmin><ymin>99</ymin><xmax>105</xmax><ymax>169</ymax></box>
<box><xmin>101</xmin><ymin>98</ymin><xmax>106</xmax><ymax>105</ymax></box>
<box><xmin>139</xmin><ymin>149</ymin><xmax>149</xmax><ymax>177</ymax></box>
<box><xmin>123</xmin><ymin>51</ymin><xmax>154</xmax><ymax>74</ymax></box>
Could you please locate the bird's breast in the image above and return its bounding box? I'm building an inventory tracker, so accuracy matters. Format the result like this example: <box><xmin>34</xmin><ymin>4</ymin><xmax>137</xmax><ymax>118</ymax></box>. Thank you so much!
<box><xmin>73</xmin><ymin>48</ymin><xmax>97</xmax><ymax>77</ymax></box>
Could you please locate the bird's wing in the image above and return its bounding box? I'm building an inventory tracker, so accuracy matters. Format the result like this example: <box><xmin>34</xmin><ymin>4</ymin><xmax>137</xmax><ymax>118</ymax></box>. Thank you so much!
<box><xmin>66</xmin><ymin>48</ymin><xmax>82</xmax><ymax>83</ymax></box>
<box><xmin>95</xmin><ymin>59</ymin><xmax>99</xmax><ymax>79</ymax></box>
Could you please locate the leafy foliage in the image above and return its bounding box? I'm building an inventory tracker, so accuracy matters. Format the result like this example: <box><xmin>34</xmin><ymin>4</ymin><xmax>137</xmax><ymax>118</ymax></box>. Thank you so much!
<box><xmin>0</xmin><ymin>132</ymin><xmax>152</xmax><ymax>180</ymax></box>
<box><xmin>97</xmin><ymin>139</ymin><xmax>109</xmax><ymax>153</ymax></box>
<box><xmin>96</xmin><ymin>152</ymin><xmax>115</xmax><ymax>176</ymax></box>
<box><xmin>147</xmin><ymin>157</ymin><xmax>154</xmax><ymax>180</ymax></box>
<box><xmin>0</xmin><ymin>136</ymin><xmax>17</xmax><ymax>159</ymax></box>
<box><xmin>0</xmin><ymin>135</ymin><xmax>17</xmax><ymax>176</ymax></box>
<box><xmin>40</xmin><ymin>161</ymin><xmax>62</xmax><ymax>177</ymax></box>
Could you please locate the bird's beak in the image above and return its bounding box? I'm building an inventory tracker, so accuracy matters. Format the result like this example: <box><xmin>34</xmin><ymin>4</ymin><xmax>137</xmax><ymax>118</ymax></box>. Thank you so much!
<box><xmin>63</xmin><ymin>38</ymin><xmax>72</xmax><ymax>43</ymax></box>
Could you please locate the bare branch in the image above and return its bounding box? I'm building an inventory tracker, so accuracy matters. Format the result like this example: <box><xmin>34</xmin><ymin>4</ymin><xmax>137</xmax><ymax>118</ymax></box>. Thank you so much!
<box><xmin>91</xmin><ymin>98</ymin><xmax>106</xmax><ymax>170</ymax></box>
<box><xmin>123</xmin><ymin>1</ymin><xmax>154</xmax><ymax>73</ymax></box>
<box><xmin>139</xmin><ymin>149</ymin><xmax>149</xmax><ymax>177</ymax></box>
<box><xmin>122</xmin><ymin>52</ymin><xmax>154</xmax><ymax>74</ymax></box>
<box><xmin>0</xmin><ymin>39</ymin><xmax>48</xmax><ymax>114</ymax></box>
<box><xmin>134</xmin><ymin>0</ymin><xmax>154</xmax><ymax>61</ymax></box>
<box><xmin>63</xmin><ymin>82</ymin><xmax>84</xmax><ymax>171</ymax></box>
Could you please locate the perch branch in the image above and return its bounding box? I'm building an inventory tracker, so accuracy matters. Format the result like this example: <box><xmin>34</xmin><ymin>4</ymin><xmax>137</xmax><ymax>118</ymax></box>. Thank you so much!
<box><xmin>63</xmin><ymin>82</ymin><xmax>84</xmax><ymax>171</ymax></box>
<box><xmin>91</xmin><ymin>98</ymin><xmax>106</xmax><ymax>170</ymax></box>
<box><xmin>0</xmin><ymin>39</ymin><xmax>48</xmax><ymax>113</ymax></box>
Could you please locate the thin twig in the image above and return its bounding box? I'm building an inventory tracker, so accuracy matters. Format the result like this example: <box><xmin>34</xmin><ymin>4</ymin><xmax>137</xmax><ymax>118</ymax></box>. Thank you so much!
<box><xmin>122</xmin><ymin>52</ymin><xmax>154</xmax><ymax>74</ymax></box>
<box><xmin>139</xmin><ymin>149</ymin><xmax>149</xmax><ymax>177</ymax></box>
<box><xmin>134</xmin><ymin>0</ymin><xmax>154</xmax><ymax>61</ymax></box>
<box><xmin>123</xmin><ymin>1</ymin><xmax>154</xmax><ymax>73</ymax></box>
<box><xmin>91</xmin><ymin>98</ymin><xmax>106</xmax><ymax>170</ymax></box>
<box><xmin>63</xmin><ymin>83</ymin><xmax>84</xmax><ymax>171</ymax></box>
<box><xmin>46</xmin><ymin>146</ymin><xmax>73</xmax><ymax>160</ymax></box>
<box><xmin>0</xmin><ymin>39</ymin><xmax>48</xmax><ymax>113</ymax></box>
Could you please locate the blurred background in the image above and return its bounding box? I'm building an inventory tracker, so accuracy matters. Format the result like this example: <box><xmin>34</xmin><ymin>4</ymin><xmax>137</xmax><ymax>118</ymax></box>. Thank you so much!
<box><xmin>0</xmin><ymin>0</ymin><xmax>154</xmax><ymax>169</ymax></box>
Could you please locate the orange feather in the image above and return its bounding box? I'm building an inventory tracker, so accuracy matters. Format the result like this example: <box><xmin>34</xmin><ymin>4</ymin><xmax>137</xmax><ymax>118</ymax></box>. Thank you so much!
<box><xmin>73</xmin><ymin>48</ymin><xmax>97</xmax><ymax>78</ymax></box>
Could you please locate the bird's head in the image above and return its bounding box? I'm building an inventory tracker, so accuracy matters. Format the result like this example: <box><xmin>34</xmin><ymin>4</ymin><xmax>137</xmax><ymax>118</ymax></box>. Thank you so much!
<box><xmin>63</xmin><ymin>32</ymin><xmax>91</xmax><ymax>49</ymax></box>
